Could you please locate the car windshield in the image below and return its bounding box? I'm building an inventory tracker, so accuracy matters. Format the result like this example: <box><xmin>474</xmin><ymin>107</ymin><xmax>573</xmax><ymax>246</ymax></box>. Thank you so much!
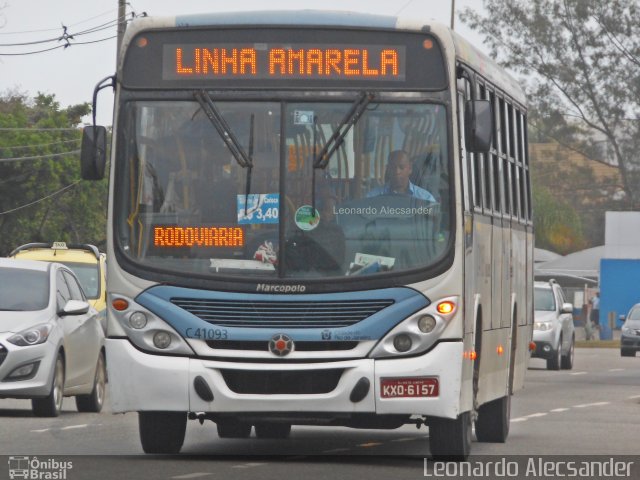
<box><xmin>0</xmin><ymin>267</ymin><xmax>49</xmax><ymax>311</ymax></box>
<box><xmin>628</xmin><ymin>307</ymin><xmax>640</xmax><ymax>321</ymax></box>
<box><xmin>116</xmin><ymin>98</ymin><xmax>450</xmax><ymax>281</ymax></box>
<box><xmin>58</xmin><ymin>262</ymin><xmax>99</xmax><ymax>298</ymax></box>
<box><xmin>534</xmin><ymin>287</ymin><xmax>556</xmax><ymax>311</ymax></box>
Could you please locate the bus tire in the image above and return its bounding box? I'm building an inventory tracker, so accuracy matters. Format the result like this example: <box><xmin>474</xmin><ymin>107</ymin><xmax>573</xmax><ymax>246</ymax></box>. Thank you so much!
<box><xmin>76</xmin><ymin>352</ymin><xmax>106</xmax><ymax>413</ymax></box>
<box><xmin>216</xmin><ymin>418</ymin><xmax>252</xmax><ymax>438</ymax></box>
<box><xmin>138</xmin><ymin>411</ymin><xmax>187</xmax><ymax>454</ymax></box>
<box><xmin>254</xmin><ymin>422</ymin><xmax>291</xmax><ymax>439</ymax></box>
<box><xmin>429</xmin><ymin>411</ymin><xmax>472</xmax><ymax>461</ymax></box>
<box><xmin>475</xmin><ymin>395</ymin><xmax>510</xmax><ymax>442</ymax></box>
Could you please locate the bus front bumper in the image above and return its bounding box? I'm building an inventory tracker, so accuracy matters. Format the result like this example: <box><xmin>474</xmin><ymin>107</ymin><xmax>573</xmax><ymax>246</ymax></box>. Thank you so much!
<box><xmin>106</xmin><ymin>338</ymin><xmax>463</xmax><ymax>420</ymax></box>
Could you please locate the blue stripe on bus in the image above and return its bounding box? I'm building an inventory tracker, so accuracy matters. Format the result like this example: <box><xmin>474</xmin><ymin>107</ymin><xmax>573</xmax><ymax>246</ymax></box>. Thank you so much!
<box><xmin>175</xmin><ymin>11</ymin><xmax>398</xmax><ymax>30</ymax></box>
<box><xmin>135</xmin><ymin>286</ymin><xmax>429</xmax><ymax>342</ymax></box>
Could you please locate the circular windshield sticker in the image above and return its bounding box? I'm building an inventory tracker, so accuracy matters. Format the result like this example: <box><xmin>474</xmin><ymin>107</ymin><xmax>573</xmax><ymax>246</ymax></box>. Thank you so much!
<box><xmin>294</xmin><ymin>205</ymin><xmax>320</xmax><ymax>231</ymax></box>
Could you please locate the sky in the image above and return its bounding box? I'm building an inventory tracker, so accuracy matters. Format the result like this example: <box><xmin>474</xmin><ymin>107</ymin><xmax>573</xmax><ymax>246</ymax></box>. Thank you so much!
<box><xmin>0</xmin><ymin>0</ymin><xmax>485</xmax><ymax>125</ymax></box>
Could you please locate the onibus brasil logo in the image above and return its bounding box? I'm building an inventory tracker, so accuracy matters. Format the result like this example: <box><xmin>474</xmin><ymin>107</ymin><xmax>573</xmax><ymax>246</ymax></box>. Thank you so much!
<box><xmin>8</xmin><ymin>456</ymin><xmax>73</xmax><ymax>479</ymax></box>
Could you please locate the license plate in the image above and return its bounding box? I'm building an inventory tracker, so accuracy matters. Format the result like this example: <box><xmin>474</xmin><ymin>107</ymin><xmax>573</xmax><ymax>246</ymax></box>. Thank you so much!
<box><xmin>380</xmin><ymin>377</ymin><xmax>439</xmax><ymax>398</ymax></box>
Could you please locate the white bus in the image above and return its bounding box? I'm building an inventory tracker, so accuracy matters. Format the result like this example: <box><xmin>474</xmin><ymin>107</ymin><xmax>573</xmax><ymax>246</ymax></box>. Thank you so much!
<box><xmin>81</xmin><ymin>9</ymin><xmax>533</xmax><ymax>459</ymax></box>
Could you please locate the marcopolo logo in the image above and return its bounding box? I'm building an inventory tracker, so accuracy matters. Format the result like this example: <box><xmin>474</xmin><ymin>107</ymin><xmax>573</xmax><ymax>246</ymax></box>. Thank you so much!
<box><xmin>256</xmin><ymin>283</ymin><xmax>306</xmax><ymax>293</ymax></box>
<box><xmin>8</xmin><ymin>456</ymin><xmax>73</xmax><ymax>480</ymax></box>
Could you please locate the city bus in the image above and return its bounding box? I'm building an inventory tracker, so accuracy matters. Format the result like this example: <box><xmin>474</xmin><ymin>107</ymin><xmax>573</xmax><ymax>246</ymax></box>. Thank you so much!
<box><xmin>81</xmin><ymin>9</ymin><xmax>533</xmax><ymax>459</ymax></box>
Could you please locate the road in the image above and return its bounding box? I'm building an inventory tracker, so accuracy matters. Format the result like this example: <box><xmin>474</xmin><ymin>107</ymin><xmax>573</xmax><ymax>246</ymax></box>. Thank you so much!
<box><xmin>1</xmin><ymin>347</ymin><xmax>639</xmax><ymax>480</ymax></box>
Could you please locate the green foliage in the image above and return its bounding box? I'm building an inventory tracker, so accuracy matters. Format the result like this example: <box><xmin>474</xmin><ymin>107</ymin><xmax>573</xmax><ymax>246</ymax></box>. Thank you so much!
<box><xmin>461</xmin><ymin>0</ymin><xmax>640</xmax><ymax>209</ymax></box>
<box><xmin>531</xmin><ymin>183</ymin><xmax>586</xmax><ymax>255</ymax></box>
<box><xmin>0</xmin><ymin>91</ymin><xmax>107</xmax><ymax>256</ymax></box>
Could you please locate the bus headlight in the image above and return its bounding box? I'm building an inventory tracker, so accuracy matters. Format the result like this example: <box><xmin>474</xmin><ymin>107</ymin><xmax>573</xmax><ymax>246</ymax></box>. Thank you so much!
<box><xmin>109</xmin><ymin>295</ymin><xmax>194</xmax><ymax>355</ymax></box>
<box><xmin>153</xmin><ymin>331</ymin><xmax>172</xmax><ymax>349</ymax></box>
<box><xmin>369</xmin><ymin>296</ymin><xmax>458</xmax><ymax>359</ymax></box>
<box><xmin>393</xmin><ymin>334</ymin><xmax>413</xmax><ymax>352</ymax></box>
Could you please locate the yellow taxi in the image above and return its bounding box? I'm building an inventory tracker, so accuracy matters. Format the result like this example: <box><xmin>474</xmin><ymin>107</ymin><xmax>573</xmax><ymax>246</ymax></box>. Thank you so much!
<box><xmin>10</xmin><ymin>242</ymin><xmax>106</xmax><ymax>315</ymax></box>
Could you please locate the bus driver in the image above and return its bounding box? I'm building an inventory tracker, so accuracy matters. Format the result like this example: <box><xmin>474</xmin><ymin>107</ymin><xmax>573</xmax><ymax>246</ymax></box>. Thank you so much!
<box><xmin>367</xmin><ymin>150</ymin><xmax>436</xmax><ymax>202</ymax></box>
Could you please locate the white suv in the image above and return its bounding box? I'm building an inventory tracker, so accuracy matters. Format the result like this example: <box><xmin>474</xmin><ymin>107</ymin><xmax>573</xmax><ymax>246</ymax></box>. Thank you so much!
<box><xmin>532</xmin><ymin>280</ymin><xmax>575</xmax><ymax>370</ymax></box>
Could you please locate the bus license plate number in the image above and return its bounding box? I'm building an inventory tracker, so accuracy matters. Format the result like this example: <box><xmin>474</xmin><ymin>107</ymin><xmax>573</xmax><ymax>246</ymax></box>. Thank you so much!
<box><xmin>380</xmin><ymin>377</ymin><xmax>439</xmax><ymax>398</ymax></box>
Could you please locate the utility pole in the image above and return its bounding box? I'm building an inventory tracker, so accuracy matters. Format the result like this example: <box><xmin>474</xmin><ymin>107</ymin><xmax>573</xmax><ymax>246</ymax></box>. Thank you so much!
<box><xmin>116</xmin><ymin>0</ymin><xmax>127</xmax><ymax>65</ymax></box>
<box><xmin>450</xmin><ymin>0</ymin><xmax>456</xmax><ymax>30</ymax></box>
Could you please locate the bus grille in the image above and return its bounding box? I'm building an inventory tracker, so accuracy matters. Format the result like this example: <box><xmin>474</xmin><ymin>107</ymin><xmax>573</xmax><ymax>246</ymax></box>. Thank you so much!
<box><xmin>206</xmin><ymin>340</ymin><xmax>359</xmax><ymax>351</ymax></box>
<box><xmin>220</xmin><ymin>369</ymin><xmax>344</xmax><ymax>394</ymax></box>
<box><xmin>170</xmin><ymin>298</ymin><xmax>394</xmax><ymax>328</ymax></box>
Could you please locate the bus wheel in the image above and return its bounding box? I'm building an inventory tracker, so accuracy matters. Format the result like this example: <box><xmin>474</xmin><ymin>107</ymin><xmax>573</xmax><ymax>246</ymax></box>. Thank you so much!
<box><xmin>138</xmin><ymin>411</ymin><xmax>186</xmax><ymax>454</ymax></box>
<box><xmin>428</xmin><ymin>411</ymin><xmax>472</xmax><ymax>461</ymax></box>
<box><xmin>475</xmin><ymin>395</ymin><xmax>510</xmax><ymax>442</ymax></box>
<box><xmin>216</xmin><ymin>418</ymin><xmax>252</xmax><ymax>438</ymax></box>
<box><xmin>254</xmin><ymin>422</ymin><xmax>291</xmax><ymax>439</ymax></box>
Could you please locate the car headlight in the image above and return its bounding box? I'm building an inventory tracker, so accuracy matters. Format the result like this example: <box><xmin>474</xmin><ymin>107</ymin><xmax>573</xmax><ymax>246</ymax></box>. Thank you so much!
<box><xmin>369</xmin><ymin>296</ymin><xmax>458</xmax><ymax>359</ymax></box>
<box><xmin>7</xmin><ymin>324</ymin><xmax>53</xmax><ymax>347</ymax></box>
<box><xmin>109</xmin><ymin>295</ymin><xmax>194</xmax><ymax>355</ymax></box>
<box><xmin>622</xmin><ymin>326</ymin><xmax>635</xmax><ymax>335</ymax></box>
<box><xmin>534</xmin><ymin>321</ymin><xmax>553</xmax><ymax>331</ymax></box>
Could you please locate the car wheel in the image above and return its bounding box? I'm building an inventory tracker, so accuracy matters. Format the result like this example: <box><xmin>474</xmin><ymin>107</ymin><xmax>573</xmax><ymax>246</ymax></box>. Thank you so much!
<box><xmin>216</xmin><ymin>419</ymin><xmax>252</xmax><ymax>438</ymax></box>
<box><xmin>475</xmin><ymin>395</ymin><xmax>510</xmax><ymax>442</ymax></box>
<box><xmin>254</xmin><ymin>422</ymin><xmax>292</xmax><ymax>439</ymax></box>
<box><xmin>429</xmin><ymin>411</ymin><xmax>472</xmax><ymax>461</ymax></box>
<box><xmin>621</xmin><ymin>349</ymin><xmax>635</xmax><ymax>357</ymax></box>
<box><xmin>139</xmin><ymin>411</ymin><xmax>187</xmax><ymax>454</ymax></box>
<box><xmin>547</xmin><ymin>336</ymin><xmax>562</xmax><ymax>370</ymax></box>
<box><xmin>32</xmin><ymin>354</ymin><xmax>65</xmax><ymax>417</ymax></box>
<box><xmin>76</xmin><ymin>352</ymin><xmax>106</xmax><ymax>413</ymax></box>
<box><xmin>561</xmin><ymin>335</ymin><xmax>575</xmax><ymax>369</ymax></box>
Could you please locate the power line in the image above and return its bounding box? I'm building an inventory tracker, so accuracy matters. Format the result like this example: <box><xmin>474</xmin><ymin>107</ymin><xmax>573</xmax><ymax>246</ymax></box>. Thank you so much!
<box><xmin>1</xmin><ymin>139</ymin><xmax>80</xmax><ymax>150</ymax></box>
<box><xmin>0</xmin><ymin>34</ymin><xmax>117</xmax><ymax>56</ymax></box>
<box><xmin>0</xmin><ymin>7</ymin><xmax>120</xmax><ymax>35</ymax></box>
<box><xmin>0</xmin><ymin>181</ymin><xmax>80</xmax><ymax>216</ymax></box>
<box><xmin>0</xmin><ymin>150</ymin><xmax>80</xmax><ymax>163</ymax></box>
<box><xmin>0</xmin><ymin>127</ymin><xmax>80</xmax><ymax>131</ymax></box>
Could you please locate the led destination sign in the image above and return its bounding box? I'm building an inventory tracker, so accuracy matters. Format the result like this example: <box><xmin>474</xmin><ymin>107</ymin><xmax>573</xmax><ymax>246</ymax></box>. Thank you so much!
<box><xmin>163</xmin><ymin>44</ymin><xmax>405</xmax><ymax>81</ymax></box>
<box><xmin>123</xmin><ymin>29</ymin><xmax>446</xmax><ymax>90</ymax></box>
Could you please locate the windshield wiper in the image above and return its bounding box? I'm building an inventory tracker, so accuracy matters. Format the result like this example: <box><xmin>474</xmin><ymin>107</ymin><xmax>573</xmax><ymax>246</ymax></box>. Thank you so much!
<box><xmin>194</xmin><ymin>90</ymin><xmax>255</xmax><ymax>214</ymax></box>
<box><xmin>313</xmin><ymin>91</ymin><xmax>375</xmax><ymax>169</ymax></box>
<box><xmin>193</xmin><ymin>90</ymin><xmax>252</xmax><ymax>169</ymax></box>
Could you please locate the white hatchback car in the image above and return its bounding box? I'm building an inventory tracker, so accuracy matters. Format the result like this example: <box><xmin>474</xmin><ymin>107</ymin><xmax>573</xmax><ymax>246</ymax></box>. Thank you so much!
<box><xmin>532</xmin><ymin>280</ymin><xmax>575</xmax><ymax>370</ymax></box>
<box><xmin>0</xmin><ymin>258</ymin><xmax>106</xmax><ymax>416</ymax></box>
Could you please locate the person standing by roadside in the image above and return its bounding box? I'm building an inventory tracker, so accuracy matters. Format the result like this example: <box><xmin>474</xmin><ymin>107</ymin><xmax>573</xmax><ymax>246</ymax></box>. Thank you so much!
<box><xmin>590</xmin><ymin>292</ymin><xmax>601</xmax><ymax>330</ymax></box>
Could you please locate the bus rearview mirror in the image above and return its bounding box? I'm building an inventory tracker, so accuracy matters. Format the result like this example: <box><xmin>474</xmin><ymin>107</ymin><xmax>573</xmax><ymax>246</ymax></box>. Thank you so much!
<box><xmin>81</xmin><ymin>126</ymin><xmax>107</xmax><ymax>180</ymax></box>
<box><xmin>464</xmin><ymin>100</ymin><xmax>492</xmax><ymax>153</ymax></box>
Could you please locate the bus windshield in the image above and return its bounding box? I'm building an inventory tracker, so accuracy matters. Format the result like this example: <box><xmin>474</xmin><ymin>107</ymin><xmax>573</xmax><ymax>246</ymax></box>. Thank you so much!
<box><xmin>116</xmin><ymin>96</ymin><xmax>450</xmax><ymax>280</ymax></box>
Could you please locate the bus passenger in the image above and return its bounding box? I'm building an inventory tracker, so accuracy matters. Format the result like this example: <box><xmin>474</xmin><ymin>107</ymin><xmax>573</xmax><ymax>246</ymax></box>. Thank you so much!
<box><xmin>367</xmin><ymin>150</ymin><xmax>436</xmax><ymax>202</ymax></box>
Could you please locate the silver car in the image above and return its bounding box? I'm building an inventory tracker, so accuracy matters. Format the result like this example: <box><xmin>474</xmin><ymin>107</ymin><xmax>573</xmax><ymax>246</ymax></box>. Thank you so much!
<box><xmin>532</xmin><ymin>280</ymin><xmax>575</xmax><ymax>370</ymax></box>
<box><xmin>0</xmin><ymin>258</ymin><xmax>106</xmax><ymax>416</ymax></box>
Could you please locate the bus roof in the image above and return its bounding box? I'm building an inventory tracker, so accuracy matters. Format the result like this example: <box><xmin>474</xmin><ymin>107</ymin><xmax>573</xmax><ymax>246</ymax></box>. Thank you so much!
<box><xmin>121</xmin><ymin>9</ymin><xmax>525</xmax><ymax>105</ymax></box>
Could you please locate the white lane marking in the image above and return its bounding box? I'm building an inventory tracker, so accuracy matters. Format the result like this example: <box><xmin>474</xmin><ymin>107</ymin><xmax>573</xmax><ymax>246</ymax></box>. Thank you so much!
<box><xmin>30</xmin><ymin>429</ymin><xmax>50</xmax><ymax>433</ymax></box>
<box><xmin>550</xmin><ymin>408</ymin><xmax>570</xmax><ymax>413</ymax></box>
<box><xmin>608</xmin><ymin>368</ymin><xmax>625</xmax><ymax>372</ymax></box>
<box><xmin>511</xmin><ymin>418</ymin><xmax>528</xmax><ymax>423</ymax></box>
<box><xmin>573</xmin><ymin>402</ymin><xmax>611</xmax><ymax>408</ymax></box>
<box><xmin>570</xmin><ymin>372</ymin><xmax>587</xmax><ymax>375</ymax></box>
<box><xmin>171</xmin><ymin>474</ymin><xmax>213</xmax><ymax>479</ymax></box>
<box><xmin>628</xmin><ymin>395</ymin><xmax>640</xmax><ymax>400</ymax></box>
<box><xmin>391</xmin><ymin>437</ymin><xmax>418</xmax><ymax>442</ymax></box>
<box><xmin>232</xmin><ymin>463</ymin><xmax>266</xmax><ymax>469</ymax></box>
<box><xmin>60</xmin><ymin>424</ymin><xmax>87</xmax><ymax>430</ymax></box>
<box><xmin>323</xmin><ymin>448</ymin><xmax>351</xmax><ymax>453</ymax></box>
<box><xmin>525</xmin><ymin>412</ymin><xmax>547</xmax><ymax>418</ymax></box>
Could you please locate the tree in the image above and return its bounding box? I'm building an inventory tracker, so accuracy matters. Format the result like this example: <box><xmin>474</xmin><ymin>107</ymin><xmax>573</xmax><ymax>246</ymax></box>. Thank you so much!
<box><xmin>461</xmin><ymin>0</ymin><xmax>640</xmax><ymax>209</ymax></box>
<box><xmin>0</xmin><ymin>92</ymin><xmax>107</xmax><ymax>256</ymax></box>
